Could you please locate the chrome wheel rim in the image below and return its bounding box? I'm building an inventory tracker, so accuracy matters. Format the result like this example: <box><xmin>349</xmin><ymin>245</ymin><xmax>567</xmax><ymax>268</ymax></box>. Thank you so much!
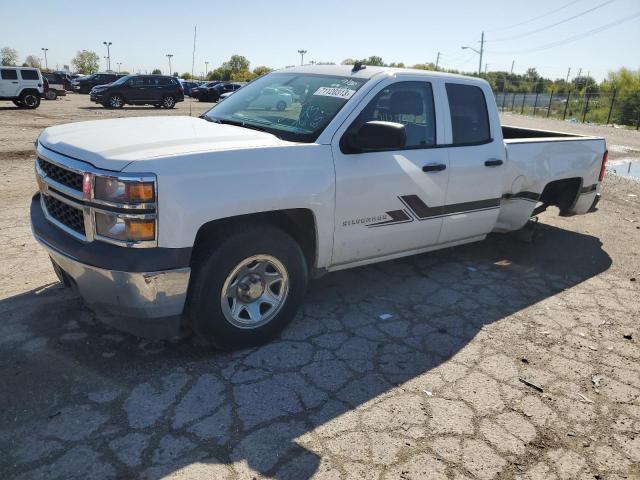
<box><xmin>220</xmin><ymin>255</ymin><xmax>289</xmax><ymax>329</ymax></box>
<box><xmin>110</xmin><ymin>95</ymin><xmax>122</xmax><ymax>107</ymax></box>
<box><xmin>164</xmin><ymin>97</ymin><xmax>175</xmax><ymax>107</ymax></box>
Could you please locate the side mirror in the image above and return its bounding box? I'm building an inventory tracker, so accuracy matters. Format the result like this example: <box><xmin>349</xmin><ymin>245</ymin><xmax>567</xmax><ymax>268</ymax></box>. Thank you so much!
<box><xmin>343</xmin><ymin>121</ymin><xmax>406</xmax><ymax>153</ymax></box>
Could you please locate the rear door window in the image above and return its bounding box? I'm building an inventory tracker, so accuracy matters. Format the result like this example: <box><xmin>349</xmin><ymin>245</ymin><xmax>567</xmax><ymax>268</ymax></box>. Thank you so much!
<box><xmin>1</xmin><ymin>69</ymin><xmax>18</xmax><ymax>80</ymax></box>
<box><xmin>445</xmin><ymin>83</ymin><xmax>491</xmax><ymax>145</ymax></box>
<box><xmin>20</xmin><ymin>70</ymin><xmax>40</xmax><ymax>80</ymax></box>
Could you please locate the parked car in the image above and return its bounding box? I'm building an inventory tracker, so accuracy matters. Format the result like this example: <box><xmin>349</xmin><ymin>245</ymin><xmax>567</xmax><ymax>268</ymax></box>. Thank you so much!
<box><xmin>71</xmin><ymin>73</ymin><xmax>124</xmax><ymax>94</ymax></box>
<box><xmin>179</xmin><ymin>80</ymin><xmax>200</xmax><ymax>96</ymax></box>
<box><xmin>0</xmin><ymin>66</ymin><xmax>43</xmax><ymax>108</ymax></box>
<box><xmin>218</xmin><ymin>91</ymin><xmax>234</xmax><ymax>101</ymax></box>
<box><xmin>42</xmin><ymin>72</ymin><xmax>67</xmax><ymax>100</ymax></box>
<box><xmin>89</xmin><ymin>74</ymin><xmax>184</xmax><ymax>108</ymax></box>
<box><xmin>30</xmin><ymin>65</ymin><xmax>607</xmax><ymax>348</ymax></box>
<box><xmin>189</xmin><ymin>81</ymin><xmax>222</xmax><ymax>99</ymax></box>
<box><xmin>197</xmin><ymin>82</ymin><xmax>242</xmax><ymax>102</ymax></box>
<box><xmin>245</xmin><ymin>86</ymin><xmax>293</xmax><ymax>111</ymax></box>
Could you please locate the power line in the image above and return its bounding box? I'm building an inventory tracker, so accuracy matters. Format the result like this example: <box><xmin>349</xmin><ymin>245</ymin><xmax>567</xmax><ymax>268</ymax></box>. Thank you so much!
<box><xmin>488</xmin><ymin>0</ymin><xmax>616</xmax><ymax>42</ymax></box>
<box><xmin>486</xmin><ymin>0</ymin><xmax>582</xmax><ymax>32</ymax></box>
<box><xmin>486</xmin><ymin>11</ymin><xmax>640</xmax><ymax>54</ymax></box>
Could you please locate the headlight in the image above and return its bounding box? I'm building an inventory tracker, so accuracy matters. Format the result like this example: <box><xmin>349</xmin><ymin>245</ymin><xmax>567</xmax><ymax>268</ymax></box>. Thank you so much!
<box><xmin>95</xmin><ymin>212</ymin><xmax>155</xmax><ymax>242</ymax></box>
<box><xmin>94</xmin><ymin>176</ymin><xmax>155</xmax><ymax>204</ymax></box>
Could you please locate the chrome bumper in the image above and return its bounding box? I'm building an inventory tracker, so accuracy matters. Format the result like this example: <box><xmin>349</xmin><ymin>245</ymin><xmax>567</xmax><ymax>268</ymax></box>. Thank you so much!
<box><xmin>35</xmin><ymin>233</ymin><xmax>191</xmax><ymax>338</ymax></box>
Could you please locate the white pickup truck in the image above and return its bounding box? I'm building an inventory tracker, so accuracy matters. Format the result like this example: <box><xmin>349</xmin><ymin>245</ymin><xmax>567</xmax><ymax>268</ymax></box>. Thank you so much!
<box><xmin>31</xmin><ymin>65</ymin><xmax>607</xmax><ymax>348</ymax></box>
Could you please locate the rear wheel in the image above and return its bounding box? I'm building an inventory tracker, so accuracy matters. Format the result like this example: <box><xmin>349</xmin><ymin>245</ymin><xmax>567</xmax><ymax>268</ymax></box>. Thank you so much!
<box><xmin>20</xmin><ymin>92</ymin><xmax>40</xmax><ymax>109</ymax></box>
<box><xmin>108</xmin><ymin>94</ymin><xmax>124</xmax><ymax>109</ymax></box>
<box><xmin>162</xmin><ymin>95</ymin><xmax>176</xmax><ymax>108</ymax></box>
<box><xmin>45</xmin><ymin>91</ymin><xmax>57</xmax><ymax>100</ymax></box>
<box><xmin>188</xmin><ymin>225</ymin><xmax>308</xmax><ymax>349</ymax></box>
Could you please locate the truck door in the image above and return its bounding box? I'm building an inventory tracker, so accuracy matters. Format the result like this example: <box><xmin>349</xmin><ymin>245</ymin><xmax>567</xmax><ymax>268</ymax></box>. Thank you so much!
<box><xmin>438</xmin><ymin>82</ymin><xmax>506</xmax><ymax>244</ymax></box>
<box><xmin>0</xmin><ymin>69</ymin><xmax>20</xmax><ymax>98</ymax></box>
<box><xmin>331</xmin><ymin>78</ymin><xmax>449</xmax><ymax>266</ymax></box>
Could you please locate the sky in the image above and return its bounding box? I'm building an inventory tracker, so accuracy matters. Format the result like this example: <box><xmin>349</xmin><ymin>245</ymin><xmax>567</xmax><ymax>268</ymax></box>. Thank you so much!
<box><xmin>1</xmin><ymin>0</ymin><xmax>638</xmax><ymax>81</ymax></box>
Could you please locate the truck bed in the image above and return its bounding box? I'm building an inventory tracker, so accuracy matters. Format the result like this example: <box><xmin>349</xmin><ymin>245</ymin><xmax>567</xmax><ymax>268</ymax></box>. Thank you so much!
<box><xmin>502</xmin><ymin>125</ymin><xmax>582</xmax><ymax>140</ymax></box>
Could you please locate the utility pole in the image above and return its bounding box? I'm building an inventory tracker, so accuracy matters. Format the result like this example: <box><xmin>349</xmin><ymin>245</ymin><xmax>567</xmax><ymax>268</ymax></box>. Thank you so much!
<box><xmin>461</xmin><ymin>31</ymin><xmax>484</xmax><ymax>76</ymax></box>
<box><xmin>565</xmin><ymin>67</ymin><xmax>571</xmax><ymax>84</ymax></box>
<box><xmin>510</xmin><ymin>60</ymin><xmax>514</xmax><ymax>74</ymax></box>
<box><xmin>205</xmin><ymin>61</ymin><xmax>209</xmax><ymax>77</ymax></box>
<box><xmin>117</xmin><ymin>62</ymin><xmax>122</xmax><ymax>73</ymax></box>
<box><xmin>166</xmin><ymin>54</ymin><xmax>173</xmax><ymax>76</ymax></box>
<box><xmin>484</xmin><ymin>63</ymin><xmax>488</xmax><ymax>74</ymax></box>
<box><xmin>103</xmin><ymin>41</ymin><xmax>112</xmax><ymax>72</ymax></box>
<box><xmin>297</xmin><ymin>50</ymin><xmax>307</xmax><ymax>66</ymax></box>
<box><xmin>435</xmin><ymin>52</ymin><xmax>441</xmax><ymax>71</ymax></box>
<box><xmin>41</xmin><ymin>48</ymin><xmax>48</xmax><ymax>70</ymax></box>
<box><xmin>478</xmin><ymin>31</ymin><xmax>484</xmax><ymax>77</ymax></box>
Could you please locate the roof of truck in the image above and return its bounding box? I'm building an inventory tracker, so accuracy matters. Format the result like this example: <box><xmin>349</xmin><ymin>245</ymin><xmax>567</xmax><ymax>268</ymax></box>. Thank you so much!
<box><xmin>279</xmin><ymin>64</ymin><xmax>485</xmax><ymax>84</ymax></box>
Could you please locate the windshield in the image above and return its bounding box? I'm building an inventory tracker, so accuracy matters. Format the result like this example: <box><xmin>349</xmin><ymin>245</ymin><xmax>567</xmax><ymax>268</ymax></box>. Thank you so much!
<box><xmin>202</xmin><ymin>72</ymin><xmax>368</xmax><ymax>142</ymax></box>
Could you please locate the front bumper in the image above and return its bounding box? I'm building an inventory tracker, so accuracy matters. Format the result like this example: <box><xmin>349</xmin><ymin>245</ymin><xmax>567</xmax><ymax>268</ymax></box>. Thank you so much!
<box><xmin>90</xmin><ymin>91</ymin><xmax>106</xmax><ymax>102</ymax></box>
<box><xmin>31</xmin><ymin>194</ymin><xmax>192</xmax><ymax>339</ymax></box>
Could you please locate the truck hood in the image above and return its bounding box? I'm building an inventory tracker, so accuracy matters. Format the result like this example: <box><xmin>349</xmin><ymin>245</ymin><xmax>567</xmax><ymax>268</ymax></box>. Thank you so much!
<box><xmin>39</xmin><ymin>116</ymin><xmax>288</xmax><ymax>171</ymax></box>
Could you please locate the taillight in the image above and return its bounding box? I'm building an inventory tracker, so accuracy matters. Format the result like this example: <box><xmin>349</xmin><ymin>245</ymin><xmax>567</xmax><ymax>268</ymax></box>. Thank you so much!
<box><xmin>599</xmin><ymin>150</ymin><xmax>608</xmax><ymax>182</ymax></box>
<box><xmin>177</xmin><ymin>86</ymin><xmax>183</xmax><ymax>93</ymax></box>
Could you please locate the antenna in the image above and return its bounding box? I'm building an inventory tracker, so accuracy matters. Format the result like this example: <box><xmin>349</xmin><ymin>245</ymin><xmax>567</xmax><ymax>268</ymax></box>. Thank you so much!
<box><xmin>190</xmin><ymin>25</ymin><xmax>197</xmax><ymax>117</ymax></box>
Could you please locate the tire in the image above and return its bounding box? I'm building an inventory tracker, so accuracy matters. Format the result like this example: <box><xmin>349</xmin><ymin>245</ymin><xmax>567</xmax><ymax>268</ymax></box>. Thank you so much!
<box><xmin>20</xmin><ymin>92</ymin><xmax>40</xmax><ymax>109</ymax></box>
<box><xmin>108</xmin><ymin>94</ymin><xmax>124</xmax><ymax>109</ymax></box>
<box><xmin>276</xmin><ymin>100</ymin><xmax>287</xmax><ymax>111</ymax></box>
<box><xmin>162</xmin><ymin>96</ymin><xmax>176</xmax><ymax>108</ymax></box>
<box><xmin>188</xmin><ymin>224</ymin><xmax>308</xmax><ymax>349</ymax></box>
<box><xmin>45</xmin><ymin>91</ymin><xmax>57</xmax><ymax>100</ymax></box>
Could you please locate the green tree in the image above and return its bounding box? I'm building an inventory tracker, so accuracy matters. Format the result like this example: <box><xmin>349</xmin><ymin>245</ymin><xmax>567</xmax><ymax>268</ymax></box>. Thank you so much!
<box><xmin>24</xmin><ymin>55</ymin><xmax>41</xmax><ymax>68</ymax></box>
<box><xmin>252</xmin><ymin>65</ymin><xmax>273</xmax><ymax>77</ymax></box>
<box><xmin>412</xmin><ymin>63</ymin><xmax>436</xmax><ymax>71</ymax></box>
<box><xmin>181</xmin><ymin>72</ymin><xmax>192</xmax><ymax>79</ymax></box>
<box><xmin>173</xmin><ymin>72</ymin><xmax>179</xmax><ymax>77</ymax></box>
<box><xmin>1</xmin><ymin>47</ymin><xmax>18</xmax><ymax>66</ymax></box>
<box><xmin>151</xmin><ymin>68</ymin><xmax>162</xmax><ymax>75</ymax></box>
<box><xmin>364</xmin><ymin>56</ymin><xmax>385</xmax><ymax>66</ymax></box>
<box><xmin>227</xmin><ymin>55</ymin><xmax>250</xmax><ymax>73</ymax></box>
<box><xmin>71</xmin><ymin>50</ymin><xmax>99</xmax><ymax>74</ymax></box>
<box><xmin>341</xmin><ymin>58</ymin><xmax>355</xmax><ymax>65</ymax></box>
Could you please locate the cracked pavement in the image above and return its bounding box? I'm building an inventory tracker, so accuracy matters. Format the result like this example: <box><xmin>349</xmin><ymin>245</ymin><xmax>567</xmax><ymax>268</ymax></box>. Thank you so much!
<box><xmin>1</xmin><ymin>96</ymin><xmax>639</xmax><ymax>479</ymax></box>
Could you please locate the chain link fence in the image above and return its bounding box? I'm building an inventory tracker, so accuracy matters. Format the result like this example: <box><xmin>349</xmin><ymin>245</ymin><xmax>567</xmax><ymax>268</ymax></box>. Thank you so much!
<box><xmin>493</xmin><ymin>89</ymin><xmax>640</xmax><ymax>129</ymax></box>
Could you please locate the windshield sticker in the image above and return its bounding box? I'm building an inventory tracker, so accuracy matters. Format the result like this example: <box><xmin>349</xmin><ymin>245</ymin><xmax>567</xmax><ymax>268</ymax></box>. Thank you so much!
<box><xmin>313</xmin><ymin>87</ymin><xmax>356</xmax><ymax>100</ymax></box>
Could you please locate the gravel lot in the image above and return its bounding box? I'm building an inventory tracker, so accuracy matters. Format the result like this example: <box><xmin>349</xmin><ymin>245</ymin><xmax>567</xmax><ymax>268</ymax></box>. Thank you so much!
<box><xmin>1</xmin><ymin>94</ymin><xmax>639</xmax><ymax>479</ymax></box>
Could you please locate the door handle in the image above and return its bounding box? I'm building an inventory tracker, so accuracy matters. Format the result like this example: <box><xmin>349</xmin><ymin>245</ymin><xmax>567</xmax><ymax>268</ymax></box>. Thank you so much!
<box><xmin>484</xmin><ymin>159</ymin><xmax>503</xmax><ymax>167</ymax></box>
<box><xmin>422</xmin><ymin>163</ymin><xmax>447</xmax><ymax>172</ymax></box>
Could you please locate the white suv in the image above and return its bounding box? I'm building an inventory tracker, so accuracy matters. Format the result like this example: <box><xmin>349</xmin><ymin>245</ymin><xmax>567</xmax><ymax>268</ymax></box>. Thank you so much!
<box><xmin>0</xmin><ymin>67</ymin><xmax>44</xmax><ymax>109</ymax></box>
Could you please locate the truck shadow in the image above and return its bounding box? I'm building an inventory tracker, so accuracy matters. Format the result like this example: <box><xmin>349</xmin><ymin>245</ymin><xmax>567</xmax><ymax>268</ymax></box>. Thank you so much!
<box><xmin>0</xmin><ymin>222</ymin><xmax>612</xmax><ymax>479</ymax></box>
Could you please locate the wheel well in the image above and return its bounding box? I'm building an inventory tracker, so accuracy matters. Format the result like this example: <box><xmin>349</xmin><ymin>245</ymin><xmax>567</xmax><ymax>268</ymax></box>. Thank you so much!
<box><xmin>536</xmin><ymin>178</ymin><xmax>582</xmax><ymax>216</ymax></box>
<box><xmin>19</xmin><ymin>88</ymin><xmax>40</xmax><ymax>97</ymax></box>
<box><xmin>192</xmin><ymin>209</ymin><xmax>318</xmax><ymax>270</ymax></box>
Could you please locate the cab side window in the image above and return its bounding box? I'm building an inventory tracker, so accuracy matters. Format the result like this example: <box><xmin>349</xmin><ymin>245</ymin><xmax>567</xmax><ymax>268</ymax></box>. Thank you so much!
<box><xmin>349</xmin><ymin>81</ymin><xmax>436</xmax><ymax>148</ymax></box>
<box><xmin>446</xmin><ymin>83</ymin><xmax>491</xmax><ymax>145</ymax></box>
<box><xmin>128</xmin><ymin>77</ymin><xmax>145</xmax><ymax>87</ymax></box>
<box><xmin>20</xmin><ymin>70</ymin><xmax>39</xmax><ymax>80</ymax></box>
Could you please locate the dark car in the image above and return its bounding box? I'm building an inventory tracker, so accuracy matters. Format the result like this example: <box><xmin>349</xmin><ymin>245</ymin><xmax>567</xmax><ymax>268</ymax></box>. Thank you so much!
<box><xmin>196</xmin><ymin>82</ymin><xmax>242</xmax><ymax>102</ymax></box>
<box><xmin>179</xmin><ymin>80</ymin><xmax>200</xmax><ymax>96</ymax></box>
<box><xmin>89</xmin><ymin>74</ymin><xmax>184</xmax><ymax>108</ymax></box>
<box><xmin>71</xmin><ymin>73</ymin><xmax>124</xmax><ymax>94</ymax></box>
<box><xmin>189</xmin><ymin>81</ymin><xmax>222</xmax><ymax>100</ymax></box>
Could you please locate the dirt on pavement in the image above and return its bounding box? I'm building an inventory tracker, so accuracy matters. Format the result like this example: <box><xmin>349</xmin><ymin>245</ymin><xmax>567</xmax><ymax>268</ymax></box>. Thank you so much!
<box><xmin>0</xmin><ymin>94</ymin><xmax>639</xmax><ymax>479</ymax></box>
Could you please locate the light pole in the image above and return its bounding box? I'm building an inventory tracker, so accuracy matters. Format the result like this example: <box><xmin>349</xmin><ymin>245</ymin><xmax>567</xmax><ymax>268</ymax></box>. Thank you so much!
<box><xmin>103</xmin><ymin>41</ymin><xmax>112</xmax><ymax>71</ymax></box>
<box><xmin>205</xmin><ymin>61</ymin><xmax>209</xmax><ymax>78</ymax></box>
<box><xmin>297</xmin><ymin>49</ymin><xmax>307</xmax><ymax>66</ymax></box>
<box><xmin>461</xmin><ymin>31</ymin><xmax>484</xmax><ymax>76</ymax></box>
<box><xmin>41</xmin><ymin>48</ymin><xmax>48</xmax><ymax>70</ymax></box>
<box><xmin>166</xmin><ymin>54</ymin><xmax>173</xmax><ymax>76</ymax></box>
<box><xmin>435</xmin><ymin>51</ymin><xmax>441</xmax><ymax>71</ymax></box>
<box><xmin>117</xmin><ymin>62</ymin><xmax>122</xmax><ymax>73</ymax></box>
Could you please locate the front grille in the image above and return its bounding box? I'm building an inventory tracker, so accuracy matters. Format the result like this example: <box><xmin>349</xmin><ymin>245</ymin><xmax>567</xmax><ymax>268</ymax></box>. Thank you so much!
<box><xmin>43</xmin><ymin>194</ymin><xmax>86</xmax><ymax>236</ymax></box>
<box><xmin>38</xmin><ymin>158</ymin><xmax>83</xmax><ymax>192</ymax></box>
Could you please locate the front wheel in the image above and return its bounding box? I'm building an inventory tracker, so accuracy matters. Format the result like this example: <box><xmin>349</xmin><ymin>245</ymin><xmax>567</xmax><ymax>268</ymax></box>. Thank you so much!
<box><xmin>162</xmin><ymin>95</ymin><xmax>176</xmax><ymax>108</ymax></box>
<box><xmin>108</xmin><ymin>94</ymin><xmax>124</xmax><ymax>108</ymax></box>
<box><xmin>188</xmin><ymin>225</ymin><xmax>308</xmax><ymax>349</ymax></box>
